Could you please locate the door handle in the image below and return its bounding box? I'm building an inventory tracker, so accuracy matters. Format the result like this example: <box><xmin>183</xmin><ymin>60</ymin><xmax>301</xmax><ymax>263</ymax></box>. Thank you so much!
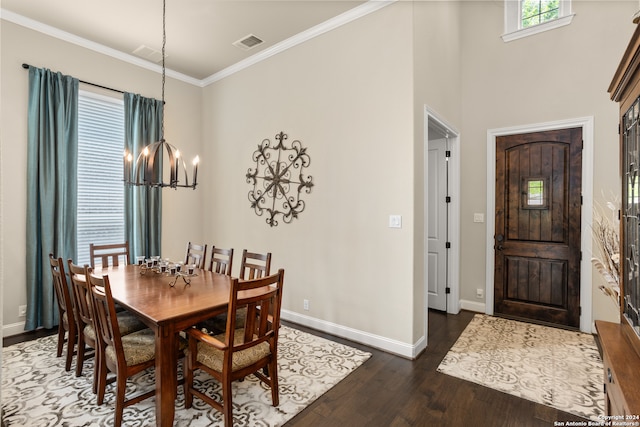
<box><xmin>496</xmin><ymin>234</ymin><xmax>504</xmax><ymax>251</ymax></box>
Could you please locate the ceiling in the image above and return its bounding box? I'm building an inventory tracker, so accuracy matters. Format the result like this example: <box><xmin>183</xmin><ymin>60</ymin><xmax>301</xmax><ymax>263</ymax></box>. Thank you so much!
<box><xmin>1</xmin><ymin>0</ymin><xmax>370</xmax><ymax>83</ymax></box>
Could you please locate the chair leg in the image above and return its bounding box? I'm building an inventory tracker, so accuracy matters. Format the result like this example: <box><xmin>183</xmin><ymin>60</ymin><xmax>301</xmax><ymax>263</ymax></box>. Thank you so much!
<box><xmin>92</xmin><ymin>347</ymin><xmax>100</xmax><ymax>394</ymax></box>
<box><xmin>76</xmin><ymin>336</ymin><xmax>85</xmax><ymax>377</ymax></box>
<box><xmin>64</xmin><ymin>330</ymin><xmax>75</xmax><ymax>372</ymax></box>
<box><xmin>114</xmin><ymin>373</ymin><xmax>127</xmax><ymax>427</ymax></box>
<box><xmin>56</xmin><ymin>325</ymin><xmax>65</xmax><ymax>358</ymax></box>
<box><xmin>269</xmin><ymin>357</ymin><xmax>279</xmax><ymax>407</ymax></box>
<box><xmin>222</xmin><ymin>375</ymin><xmax>233</xmax><ymax>427</ymax></box>
<box><xmin>96</xmin><ymin>351</ymin><xmax>107</xmax><ymax>405</ymax></box>
<box><xmin>184</xmin><ymin>350</ymin><xmax>194</xmax><ymax>408</ymax></box>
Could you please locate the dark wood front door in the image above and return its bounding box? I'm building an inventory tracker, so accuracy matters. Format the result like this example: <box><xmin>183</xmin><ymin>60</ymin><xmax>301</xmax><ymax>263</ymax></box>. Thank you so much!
<box><xmin>494</xmin><ymin>128</ymin><xmax>582</xmax><ymax>328</ymax></box>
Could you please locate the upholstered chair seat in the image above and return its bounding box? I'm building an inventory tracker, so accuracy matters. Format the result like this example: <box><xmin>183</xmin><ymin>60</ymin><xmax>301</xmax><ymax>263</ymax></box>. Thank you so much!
<box><xmin>115</xmin><ymin>312</ymin><xmax>147</xmax><ymax>335</ymax></box>
<box><xmin>105</xmin><ymin>329</ymin><xmax>156</xmax><ymax>367</ymax></box>
<box><xmin>190</xmin><ymin>329</ymin><xmax>270</xmax><ymax>373</ymax></box>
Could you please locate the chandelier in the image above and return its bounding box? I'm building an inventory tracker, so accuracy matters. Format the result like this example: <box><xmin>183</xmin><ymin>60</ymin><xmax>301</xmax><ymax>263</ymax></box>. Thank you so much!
<box><xmin>123</xmin><ymin>0</ymin><xmax>199</xmax><ymax>189</ymax></box>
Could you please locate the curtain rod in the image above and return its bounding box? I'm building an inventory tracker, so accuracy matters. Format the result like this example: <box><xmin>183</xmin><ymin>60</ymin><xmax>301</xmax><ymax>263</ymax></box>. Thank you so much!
<box><xmin>22</xmin><ymin>63</ymin><xmax>125</xmax><ymax>95</ymax></box>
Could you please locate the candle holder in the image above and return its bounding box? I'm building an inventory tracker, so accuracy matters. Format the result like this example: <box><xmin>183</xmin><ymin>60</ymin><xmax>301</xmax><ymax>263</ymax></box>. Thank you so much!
<box><xmin>168</xmin><ymin>271</ymin><xmax>197</xmax><ymax>287</ymax></box>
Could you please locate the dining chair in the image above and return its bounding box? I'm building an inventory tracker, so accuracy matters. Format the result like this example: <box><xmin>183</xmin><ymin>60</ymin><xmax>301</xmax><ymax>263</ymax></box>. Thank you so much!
<box><xmin>67</xmin><ymin>261</ymin><xmax>99</xmax><ymax>386</ymax></box>
<box><xmin>208</xmin><ymin>246</ymin><xmax>234</xmax><ymax>275</ymax></box>
<box><xmin>200</xmin><ymin>249</ymin><xmax>271</xmax><ymax>335</ymax></box>
<box><xmin>49</xmin><ymin>254</ymin><xmax>77</xmax><ymax>372</ymax></box>
<box><xmin>185</xmin><ymin>241</ymin><xmax>207</xmax><ymax>270</ymax></box>
<box><xmin>185</xmin><ymin>269</ymin><xmax>285</xmax><ymax>427</ymax></box>
<box><xmin>239</xmin><ymin>249</ymin><xmax>272</xmax><ymax>280</ymax></box>
<box><xmin>67</xmin><ymin>261</ymin><xmax>146</xmax><ymax>395</ymax></box>
<box><xmin>88</xmin><ymin>272</ymin><xmax>157</xmax><ymax>427</ymax></box>
<box><xmin>89</xmin><ymin>241</ymin><xmax>130</xmax><ymax>269</ymax></box>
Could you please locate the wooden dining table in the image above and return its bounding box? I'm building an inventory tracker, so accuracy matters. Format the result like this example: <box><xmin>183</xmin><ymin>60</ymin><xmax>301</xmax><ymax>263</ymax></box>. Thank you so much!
<box><xmin>96</xmin><ymin>264</ymin><xmax>233</xmax><ymax>427</ymax></box>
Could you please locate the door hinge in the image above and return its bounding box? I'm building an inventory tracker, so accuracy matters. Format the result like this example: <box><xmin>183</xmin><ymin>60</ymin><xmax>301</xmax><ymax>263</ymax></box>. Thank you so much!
<box><xmin>445</xmin><ymin>287</ymin><xmax>451</xmax><ymax>294</ymax></box>
<box><xmin>618</xmin><ymin>123</ymin><xmax>621</xmax><ymax>135</ymax></box>
<box><xmin>445</xmin><ymin>196</ymin><xmax>451</xmax><ymax>203</ymax></box>
<box><xmin>446</xmin><ymin>242</ymin><xmax>451</xmax><ymax>249</ymax></box>
<box><xmin>580</xmin><ymin>251</ymin><xmax>583</xmax><ymax>261</ymax></box>
<box><xmin>579</xmin><ymin>306</ymin><xmax>582</xmax><ymax>315</ymax></box>
<box><xmin>581</xmin><ymin>195</ymin><xmax>583</xmax><ymax>205</ymax></box>
<box><xmin>445</xmin><ymin>150</ymin><xmax>451</xmax><ymax>159</ymax></box>
<box><xmin>581</xmin><ymin>140</ymin><xmax>584</xmax><ymax>150</ymax></box>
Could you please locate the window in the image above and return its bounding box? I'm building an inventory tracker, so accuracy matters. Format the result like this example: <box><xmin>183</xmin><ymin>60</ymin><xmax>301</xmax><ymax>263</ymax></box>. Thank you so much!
<box><xmin>522</xmin><ymin>177</ymin><xmax>548</xmax><ymax>208</ymax></box>
<box><xmin>76</xmin><ymin>91</ymin><xmax>125</xmax><ymax>265</ymax></box>
<box><xmin>503</xmin><ymin>0</ymin><xmax>574</xmax><ymax>42</ymax></box>
<box><xmin>521</xmin><ymin>0</ymin><xmax>559</xmax><ymax>28</ymax></box>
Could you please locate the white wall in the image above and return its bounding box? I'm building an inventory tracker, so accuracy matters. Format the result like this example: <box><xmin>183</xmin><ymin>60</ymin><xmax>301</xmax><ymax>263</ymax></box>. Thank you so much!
<box><xmin>200</xmin><ymin>2</ymin><xmax>421</xmax><ymax>352</ymax></box>
<box><xmin>0</xmin><ymin>20</ymin><xmax>202</xmax><ymax>335</ymax></box>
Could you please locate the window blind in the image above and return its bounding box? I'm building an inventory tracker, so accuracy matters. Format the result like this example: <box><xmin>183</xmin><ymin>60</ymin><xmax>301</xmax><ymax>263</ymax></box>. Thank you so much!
<box><xmin>77</xmin><ymin>91</ymin><xmax>125</xmax><ymax>265</ymax></box>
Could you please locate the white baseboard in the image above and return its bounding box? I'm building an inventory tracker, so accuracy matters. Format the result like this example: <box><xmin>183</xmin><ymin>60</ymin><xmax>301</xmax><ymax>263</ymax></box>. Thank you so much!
<box><xmin>5</xmin><ymin>310</ymin><xmax>448</xmax><ymax>360</ymax></box>
<box><xmin>459</xmin><ymin>299</ymin><xmax>486</xmax><ymax>313</ymax></box>
<box><xmin>281</xmin><ymin>309</ymin><xmax>421</xmax><ymax>359</ymax></box>
<box><xmin>3</xmin><ymin>321</ymin><xmax>27</xmax><ymax>338</ymax></box>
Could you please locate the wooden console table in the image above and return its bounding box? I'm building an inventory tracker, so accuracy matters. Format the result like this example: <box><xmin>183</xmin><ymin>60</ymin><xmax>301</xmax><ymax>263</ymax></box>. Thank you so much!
<box><xmin>595</xmin><ymin>320</ymin><xmax>640</xmax><ymax>417</ymax></box>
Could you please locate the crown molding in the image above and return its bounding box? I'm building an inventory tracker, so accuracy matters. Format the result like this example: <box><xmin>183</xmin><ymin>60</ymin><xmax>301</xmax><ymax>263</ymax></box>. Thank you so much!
<box><xmin>1</xmin><ymin>1</ymin><xmax>395</xmax><ymax>88</ymax></box>
<box><xmin>0</xmin><ymin>8</ymin><xmax>205</xmax><ymax>87</ymax></box>
<box><xmin>199</xmin><ymin>0</ymin><xmax>397</xmax><ymax>86</ymax></box>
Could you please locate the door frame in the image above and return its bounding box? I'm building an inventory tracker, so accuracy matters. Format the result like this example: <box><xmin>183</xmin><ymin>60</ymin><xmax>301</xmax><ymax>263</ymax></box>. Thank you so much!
<box><xmin>424</xmin><ymin>105</ymin><xmax>460</xmax><ymax>321</ymax></box>
<box><xmin>485</xmin><ymin>117</ymin><xmax>594</xmax><ymax>333</ymax></box>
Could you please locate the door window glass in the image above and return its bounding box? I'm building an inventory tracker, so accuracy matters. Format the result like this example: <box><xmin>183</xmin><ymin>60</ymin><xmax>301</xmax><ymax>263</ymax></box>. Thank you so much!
<box><xmin>523</xmin><ymin>177</ymin><xmax>548</xmax><ymax>209</ymax></box>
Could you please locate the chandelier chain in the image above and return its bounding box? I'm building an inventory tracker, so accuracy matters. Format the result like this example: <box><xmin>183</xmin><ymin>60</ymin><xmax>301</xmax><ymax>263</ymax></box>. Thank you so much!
<box><xmin>161</xmin><ymin>0</ymin><xmax>166</xmax><ymax>140</ymax></box>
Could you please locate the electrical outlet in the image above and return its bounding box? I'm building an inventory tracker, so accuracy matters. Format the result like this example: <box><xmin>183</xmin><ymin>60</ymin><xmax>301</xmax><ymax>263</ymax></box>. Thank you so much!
<box><xmin>303</xmin><ymin>299</ymin><xmax>309</xmax><ymax>311</ymax></box>
<box><xmin>18</xmin><ymin>305</ymin><xmax>27</xmax><ymax>317</ymax></box>
<box><xmin>476</xmin><ymin>288</ymin><xmax>484</xmax><ymax>299</ymax></box>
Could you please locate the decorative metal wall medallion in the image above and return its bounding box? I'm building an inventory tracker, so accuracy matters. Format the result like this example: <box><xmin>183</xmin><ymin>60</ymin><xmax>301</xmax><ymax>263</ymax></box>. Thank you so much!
<box><xmin>246</xmin><ymin>131</ymin><xmax>314</xmax><ymax>227</ymax></box>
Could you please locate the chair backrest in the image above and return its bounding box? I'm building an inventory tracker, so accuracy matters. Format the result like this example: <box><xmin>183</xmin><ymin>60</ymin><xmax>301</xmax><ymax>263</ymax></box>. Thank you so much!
<box><xmin>49</xmin><ymin>254</ymin><xmax>75</xmax><ymax>325</ymax></box>
<box><xmin>208</xmin><ymin>246</ymin><xmax>234</xmax><ymax>275</ymax></box>
<box><xmin>185</xmin><ymin>242</ymin><xmax>207</xmax><ymax>270</ymax></box>
<box><xmin>67</xmin><ymin>260</ymin><xmax>95</xmax><ymax>329</ymax></box>
<box><xmin>88</xmin><ymin>272</ymin><xmax>124</xmax><ymax>368</ymax></box>
<box><xmin>90</xmin><ymin>241</ymin><xmax>130</xmax><ymax>269</ymax></box>
<box><xmin>225</xmin><ymin>269</ymin><xmax>285</xmax><ymax>351</ymax></box>
<box><xmin>240</xmin><ymin>249</ymin><xmax>272</xmax><ymax>280</ymax></box>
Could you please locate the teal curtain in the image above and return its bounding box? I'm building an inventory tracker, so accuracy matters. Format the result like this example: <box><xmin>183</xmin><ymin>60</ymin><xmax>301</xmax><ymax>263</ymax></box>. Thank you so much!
<box><xmin>124</xmin><ymin>93</ymin><xmax>163</xmax><ymax>260</ymax></box>
<box><xmin>26</xmin><ymin>66</ymin><xmax>78</xmax><ymax>330</ymax></box>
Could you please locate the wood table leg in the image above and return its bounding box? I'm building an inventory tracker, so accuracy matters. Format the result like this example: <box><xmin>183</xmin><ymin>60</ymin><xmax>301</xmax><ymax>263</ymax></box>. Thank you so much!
<box><xmin>155</xmin><ymin>325</ymin><xmax>177</xmax><ymax>427</ymax></box>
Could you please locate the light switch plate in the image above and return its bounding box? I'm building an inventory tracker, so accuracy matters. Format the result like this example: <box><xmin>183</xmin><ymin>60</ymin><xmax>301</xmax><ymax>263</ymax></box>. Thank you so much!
<box><xmin>473</xmin><ymin>213</ymin><xmax>485</xmax><ymax>223</ymax></box>
<box><xmin>389</xmin><ymin>215</ymin><xmax>402</xmax><ymax>228</ymax></box>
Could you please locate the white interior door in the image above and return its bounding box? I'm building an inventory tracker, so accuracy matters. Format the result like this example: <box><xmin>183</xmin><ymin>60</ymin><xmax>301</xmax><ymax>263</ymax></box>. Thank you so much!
<box><xmin>428</xmin><ymin>137</ymin><xmax>448</xmax><ymax>311</ymax></box>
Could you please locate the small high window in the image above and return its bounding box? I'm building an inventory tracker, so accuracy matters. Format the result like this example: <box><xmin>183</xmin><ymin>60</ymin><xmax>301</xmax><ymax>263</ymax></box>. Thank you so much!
<box><xmin>521</xmin><ymin>0</ymin><xmax>559</xmax><ymax>28</ymax></box>
<box><xmin>503</xmin><ymin>0</ymin><xmax>574</xmax><ymax>42</ymax></box>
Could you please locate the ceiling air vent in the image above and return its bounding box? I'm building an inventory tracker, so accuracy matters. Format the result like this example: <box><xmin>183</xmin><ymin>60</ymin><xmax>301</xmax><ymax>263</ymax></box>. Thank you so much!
<box><xmin>132</xmin><ymin>45</ymin><xmax>164</xmax><ymax>63</ymax></box>
<box><xmin>233</xmin><ymin>34</ymin><xmax>264</xmax><ymax>51</ymax></box>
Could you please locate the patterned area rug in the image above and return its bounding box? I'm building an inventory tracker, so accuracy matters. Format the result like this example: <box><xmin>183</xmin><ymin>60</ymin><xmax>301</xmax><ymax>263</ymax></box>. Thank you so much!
<box><xmin>2</xmin><ymin>326</ymin><xmax>371</xmax><ymax>426</ymax></box>
<box><xmin>437</xmin><ymin>314</ymin><xmax>604</xmax><ymax>421</ymax></box>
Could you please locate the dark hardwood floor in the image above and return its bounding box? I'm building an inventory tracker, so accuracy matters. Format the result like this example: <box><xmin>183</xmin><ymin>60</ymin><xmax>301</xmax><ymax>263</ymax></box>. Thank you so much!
<box><xmin>3</xmin><ymin>310</ymin><xmax>591</xmax><ymax>426</ymax></box>
<box><xmin>283</xmin><ymin>310</ymin><xmax>590</xmax><ymax>427</ymax></box>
